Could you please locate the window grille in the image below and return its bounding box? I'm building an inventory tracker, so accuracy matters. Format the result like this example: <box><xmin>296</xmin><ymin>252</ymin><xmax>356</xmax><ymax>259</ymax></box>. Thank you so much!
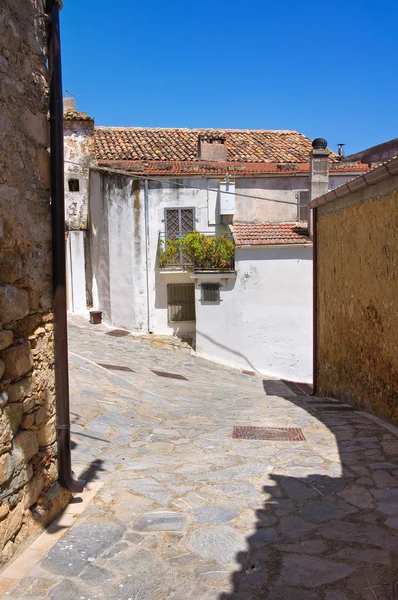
<box><xmin>165</xmin><ymin>208</ymin><xmax>195</xmax><ymax>239</ymax></box>
<box><xmin>297</xmin><ymin>190</ymin><xmax>310</xmax><ymax>222</ymax></box>
<box><xmin>68</xmin><ymin>178</ymin><xmax>80</xmax><ymax>192</ymax></box>
<box><xmin>201</xmin><ymin>283</ymin><xmax>220</xmax><ymax>304</ymax></box>
<box><xmin>167</xmin><ymin>283</ymin><xmax>195</xmax><ymax>322</ymax></box>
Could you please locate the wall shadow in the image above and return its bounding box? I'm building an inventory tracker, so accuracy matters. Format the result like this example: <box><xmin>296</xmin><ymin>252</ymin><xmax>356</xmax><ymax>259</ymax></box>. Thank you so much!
<box><xmin>218</xmin><ymin>384</ymin><xmax>398</xmax><ymax>599</ymax></box>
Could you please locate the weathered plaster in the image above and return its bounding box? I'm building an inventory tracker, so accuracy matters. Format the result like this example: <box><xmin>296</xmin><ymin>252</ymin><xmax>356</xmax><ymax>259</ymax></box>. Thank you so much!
<box><xmin>317</xmin><ymin>183</ymin><xmax>398</xmax><ymax>420</ymax></box>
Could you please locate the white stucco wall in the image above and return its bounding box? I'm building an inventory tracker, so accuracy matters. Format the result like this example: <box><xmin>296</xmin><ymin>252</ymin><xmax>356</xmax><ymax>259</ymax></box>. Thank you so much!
<box><xmin>195</xmin><ymin>245</ymin><xmax>313</xmax><ymax>382</ymax></box>
<box><xmin>64</xmin><ymin>121</ymin><xmax>93</xmax><ymax>230</ymax></box>
<box><xmin>89</xmin><ymin>171</ymin><xmax>147</xmax><ymax>331</ymax></box>
<box><xmin>66</xmin><ymin>231</ymin><xmax>87</xmax><ymax>314</ymax></box>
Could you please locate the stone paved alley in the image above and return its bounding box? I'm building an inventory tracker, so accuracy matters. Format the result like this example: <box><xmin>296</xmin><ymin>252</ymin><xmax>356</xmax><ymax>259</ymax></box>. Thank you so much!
<box><xmin>3</xmin><ymin>317</ymin><xmax>398</xmax><ymax>599</ymax></box>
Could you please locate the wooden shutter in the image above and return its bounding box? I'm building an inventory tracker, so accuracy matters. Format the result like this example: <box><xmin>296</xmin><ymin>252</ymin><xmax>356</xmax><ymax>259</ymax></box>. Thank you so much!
<box><xmin>298</xmin><ymin>191</ymin><xmax>310</xmax><ymax>223</ymax></box>
<box><xmin>167</xmin><ymin>284</ymin><xmax>195</xmax><ymax>322</ymax></box>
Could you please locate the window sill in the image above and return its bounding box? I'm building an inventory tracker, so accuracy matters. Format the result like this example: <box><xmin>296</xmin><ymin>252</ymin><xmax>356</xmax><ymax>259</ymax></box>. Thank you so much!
<box><xmin>190</xmin><ymin>272</ymin><xmax>237</xmax><ymax>280</ymax></box>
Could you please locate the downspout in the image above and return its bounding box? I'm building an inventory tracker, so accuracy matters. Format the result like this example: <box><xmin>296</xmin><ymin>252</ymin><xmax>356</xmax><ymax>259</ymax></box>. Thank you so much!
<box><xmin>46</xmin><ymin>0</ymin><xmax>84</xmax><ymax>492</ymax></box>
<box><xmin>144</xmin><ymin>180</ymin><xmax>152</xmax><ymax>332</ymax></box>
<box><xmin>312</xmin><ymin>206</ymin><xmax>318</xmax><ymax>395</ymax></box>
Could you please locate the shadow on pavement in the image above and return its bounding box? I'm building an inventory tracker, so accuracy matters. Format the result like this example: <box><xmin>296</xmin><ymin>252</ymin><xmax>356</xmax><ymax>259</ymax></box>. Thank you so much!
<box><xmin>219</xmin><ymin>386</ymin><xmax>398</xmax><ymax>600</ymax></box>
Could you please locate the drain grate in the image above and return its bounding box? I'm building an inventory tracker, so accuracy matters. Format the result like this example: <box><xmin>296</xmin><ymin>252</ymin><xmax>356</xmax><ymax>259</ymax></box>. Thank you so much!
<box><xmin>98</xmin><ymin>363</ymin><xmax>135</xmax><ymax>372</ymax></box>
<box><xmin>232</xmin><ymin>426</ymin><xmax>306</xmax><ymax>441</ymax></box>
<box><xmin>152</xmin><ymin>370</ymin><xmax>188</xmax><ymax>381</ymax></box>
<box><xmin>106</xmin><ymin>329</ymin><xmax>131</xmax><ymax>337</ymax></box>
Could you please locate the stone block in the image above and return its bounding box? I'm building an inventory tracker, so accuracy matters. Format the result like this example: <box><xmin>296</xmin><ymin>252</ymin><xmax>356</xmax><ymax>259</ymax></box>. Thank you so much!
<box><xmin>7</xmin><ymin>376</ymin><xmax>32</xmax><ymax>402</ymax></box>
<box><xmin>0</xmin><ymin>452</ymin><xmax>12</xmax><ymax>486</ymax></box>
<box><xmin>21</xmin><ymin>413</ymin><xmax>35</xmax><ymax>429</ymax></box>
<box><xmin>37</xmin><ymin>415</ymin><xmax>56</xmax><ymax>447</ymax></box>
<box><xmin>0</xmin><ymin>340</ymin><xmax>33</xmax><ymax>380</ymax></box>
<box><xmin>6</xmin><ymin>463</ymin><xmax>33</xmax><ymax>496</ymax></box>
<box><xmin>37</xmin><ymin>149</ymin><xmax>50</xmax><ymax>189</ymax></box>
<box><xmin>34</xmin><ymin>404</ymin><xmax>46</xmax><ymax>426</ymax></box>
<box><xmin>0</xmin><ymin>330</ymin><xmax>13</xmax><ymax>351</ymax></box>
<box><xmin>0</xmin><ymin>284</ymin><xmax>29</xmax><ymax>324</ymax></box>
<box><xmin>0</xmin><ymin>359</ymin><xmax>4</xmax><ymax>379</ymax></box>
<box><xmin>23</xmin><ymin>474</ymin><xmax>45</xmax><ymax>509</ymax></box>
<box><xmin>15</xmin><ymin>430</ymin><xmax>39</xmax><ymax>462</ymax></box>
<box><xmin>23</xmin><ymin>108</ymin><xmax>49</xmax><ymax>146</ymax></box>
<box><xmin>0</xmin><ymin>503</ymin><xmax>23</xmax><ymax>551</ymax></box>
<box><xmin>0</xmin><ymin>503</ymin><xmax>9</xmax><ymax>521</ymax></box>
<box><xmin>0</xmin><ymin>250</ymin><xmax>23</xmax><ymax>284</ymax></box>
<box><xmin>3</xmin><ymin>403</ymin><xmax>23</xmax><ymax>435</ymax></box>
<box><xmin>0</xmin><ymin>412</ymin><xmax>12</xmax><ymax>448</ymax></box>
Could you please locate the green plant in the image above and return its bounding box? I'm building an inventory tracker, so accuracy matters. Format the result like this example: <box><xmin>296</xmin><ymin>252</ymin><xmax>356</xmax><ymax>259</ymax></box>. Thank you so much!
<box><xmin>159</xmin><ymin>232</ymin><xmax>235</xmax><ymax>270</ymax></box>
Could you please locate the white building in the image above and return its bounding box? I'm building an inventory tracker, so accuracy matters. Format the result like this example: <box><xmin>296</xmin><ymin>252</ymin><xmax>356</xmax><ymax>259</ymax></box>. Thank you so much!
<box><xmin>64</xmin><ymin>101</ymin><xmax>368</xmax><ymax>381</ymax></box>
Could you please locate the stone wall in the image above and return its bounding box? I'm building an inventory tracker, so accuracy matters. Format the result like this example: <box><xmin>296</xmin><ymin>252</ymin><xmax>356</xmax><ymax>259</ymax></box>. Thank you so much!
<box><xmin>0</xmin><ymin>0</ymin><xmax>69</xmax><ymax>565</ymax></box>
<box><xmin>317</xmin><ymin>181</ymin><xmax>398</xmax><ymax>421</ymax></box>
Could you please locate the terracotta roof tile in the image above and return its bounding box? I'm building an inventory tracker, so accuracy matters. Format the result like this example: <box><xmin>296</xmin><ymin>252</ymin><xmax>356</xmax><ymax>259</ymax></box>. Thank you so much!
<box><xmin>93</xmin><ymin>127</ymin><xmax>318</xmax><ymax>163</ymax></box>
<box><xmin>233</xmin><ymin>222</ymin><xmax>312</xmax><ymax>246</ymax></box>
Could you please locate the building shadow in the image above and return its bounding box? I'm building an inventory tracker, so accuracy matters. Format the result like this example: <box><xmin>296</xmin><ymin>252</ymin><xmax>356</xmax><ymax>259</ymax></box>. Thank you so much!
<box><xmin>218</xmin><ymin>384</ymin><xmax>398</xmax><ymax>599</ymax></box>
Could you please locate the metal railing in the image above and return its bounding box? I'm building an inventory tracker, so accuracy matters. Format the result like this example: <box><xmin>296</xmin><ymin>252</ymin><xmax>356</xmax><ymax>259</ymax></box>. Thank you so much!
<box><xmin>158</xmin><ymin>231</ymin><xmax>235</xmax><ymax>272</ymax></box>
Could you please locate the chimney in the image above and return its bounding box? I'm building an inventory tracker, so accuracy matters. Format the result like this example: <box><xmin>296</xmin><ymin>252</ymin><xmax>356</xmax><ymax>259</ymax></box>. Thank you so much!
<box><xmin>198</xmin><ymin>134</ymin><xmax>227</xmax><ymax>161</ymax></box>
<box><xmin>337</xmin><ymin>143</ymin><xmax>345</xmax><ymax>157</ymax></box>
<box><xmin>310</xmin><ymin>138</ymin><xmax>330</xmax><ymax>201</ymax></box>
<box><xmin>63</xmin><ymin>96</ymin><xmax>76</xmax><ymax>112</ymax></box>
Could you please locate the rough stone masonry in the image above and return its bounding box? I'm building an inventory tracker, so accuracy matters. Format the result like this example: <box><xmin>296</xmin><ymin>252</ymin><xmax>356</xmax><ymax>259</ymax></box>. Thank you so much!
<box><xmin>0</xmin><ymin>0</ymin><xmax>69</xmax><ymax>565</ymax></box>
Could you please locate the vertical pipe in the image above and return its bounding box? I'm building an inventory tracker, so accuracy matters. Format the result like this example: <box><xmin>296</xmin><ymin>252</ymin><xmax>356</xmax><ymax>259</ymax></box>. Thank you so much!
<box><xmin>144</xmin><ymin>179</ymin><xmax>152</xmax><ymax>332</ymax></box>
<box><xmin>312</xmin><ymin>206</ymin><xmax>318</xmax><ymax>395</ymax></box>
<box><xmin>46</xmin><ymin>0</ymin><xmax>84</xmax><ymax>492</ymax></box>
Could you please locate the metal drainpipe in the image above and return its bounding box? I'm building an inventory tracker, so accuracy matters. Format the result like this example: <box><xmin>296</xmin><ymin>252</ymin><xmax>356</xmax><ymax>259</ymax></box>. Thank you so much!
<box><xmin>312</xmin><ymin>206</ymin><xmax>318</xmax><ymax>396</ymax></box>
<box><xmin>144</xmin><ymin>180</ymin><xmax>152</xmax><ymax>333</ymax></box>
<box><xmin>46</xmin><ymin>0</ymin><xmax>84</xmax><ymax>492</ymax></box>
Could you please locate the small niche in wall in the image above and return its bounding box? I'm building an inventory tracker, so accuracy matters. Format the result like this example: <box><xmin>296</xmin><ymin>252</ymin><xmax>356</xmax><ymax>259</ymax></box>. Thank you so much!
<box><xmin>201</xmin><ymin>283</ymin><xmax>221</xmax><ymax>304</ymax></box>
<box><xmin>68</xmin><ymin>178</ymin><xmax>80</xmax><ymax>192</ymax></box>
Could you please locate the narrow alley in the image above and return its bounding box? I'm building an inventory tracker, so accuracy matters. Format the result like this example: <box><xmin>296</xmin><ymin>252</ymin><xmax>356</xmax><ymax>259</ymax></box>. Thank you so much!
<box><xmin>5</xmin><ymin>318</ymin><xmax>398</xmax><ymax>599</ymax></box>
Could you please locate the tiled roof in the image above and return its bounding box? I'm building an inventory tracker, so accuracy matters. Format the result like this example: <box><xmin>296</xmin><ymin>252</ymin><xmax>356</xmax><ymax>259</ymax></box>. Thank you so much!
<box><xmin>233</xmin><ymin>222</ymin><xmax>312</xmax><ymax>246</ymax></box>
<box><xmin>93</xmin><ymin>127</ymin><xmax>319</xmax><ymax>163</ymax></box>
<box><xmin>64</xmin><ymin>109</ymin><xmax>94</xmax><ymax>122</ymax></box>
<box><xmin>96</xmin><ymin>159</ymin><xmax>368</xmax><ymax>177</ymax></box>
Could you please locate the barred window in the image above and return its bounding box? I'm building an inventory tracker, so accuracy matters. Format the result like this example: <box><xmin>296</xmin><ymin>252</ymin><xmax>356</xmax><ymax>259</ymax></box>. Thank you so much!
<box><xmin>165</xmin><ymin>208</ymin><xmax>195</xmax><ymax>239</ymax></box>
<box><xmin>297</xmin><ymin>190</ymin><xmax>310</xmax><ymax>222</ymax></box>
<box><xmin>201</xmin><ymin>283</ymin><xmax>220</xmax><ymax>304</ymax></box>
<box><xmin>167</xmin><ymin>283</ymin><xmax>195</xmax><ymax>322</ymax></box>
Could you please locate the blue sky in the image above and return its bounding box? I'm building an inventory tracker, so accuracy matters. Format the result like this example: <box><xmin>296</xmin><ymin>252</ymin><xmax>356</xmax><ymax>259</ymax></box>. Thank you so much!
<box><xmin>61</xmin><ymin>0</ymin><xmax>398</xmax><ymax>155</ymax></box>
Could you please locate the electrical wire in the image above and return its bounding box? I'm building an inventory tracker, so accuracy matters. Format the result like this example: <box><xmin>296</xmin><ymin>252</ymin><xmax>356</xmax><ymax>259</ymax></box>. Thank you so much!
<box><xmin>64</xmin><ymin>160</ymin><xmax>310</xmax><ymax>207</ymax></box>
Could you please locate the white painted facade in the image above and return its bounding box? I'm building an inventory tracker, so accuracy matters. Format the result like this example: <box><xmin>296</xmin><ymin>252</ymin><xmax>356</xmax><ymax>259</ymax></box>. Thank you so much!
<box><xmin>63</xmin><ymin>124</ymin><xmax>365</xmax><ymax>380</ymax></box>
<box><xmin>194</xmin><ymin>246</ymin><xmax>313</xmax><ymax>382</ymax></box>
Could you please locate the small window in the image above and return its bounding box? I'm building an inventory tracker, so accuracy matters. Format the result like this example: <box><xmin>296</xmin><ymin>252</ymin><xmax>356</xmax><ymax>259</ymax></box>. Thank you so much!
<box><xmin>68</xmin><ymin>178</ymin><xmax>80</xmax><ymax>192</ymax></box>
<box><xmin>201</xmin><ymin>283</ymin><xmax>220</xmax><ymax>304</ymax></box>
<box><xmin>165</xmin><ymin>208</ymin><xmax>195</xmax><ymax>239</ymax></box>
<box><xmin>167</xmin><ymin>283</ymin><xmax>195</xmax><ymax>322</ymax></box>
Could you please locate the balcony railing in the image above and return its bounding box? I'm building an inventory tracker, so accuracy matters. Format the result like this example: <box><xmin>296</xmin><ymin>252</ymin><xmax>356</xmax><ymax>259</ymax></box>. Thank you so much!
<box><xmin>158</xmin><ymin>231</ymin><xmax>235</xmax><ymax>272</ymax></box>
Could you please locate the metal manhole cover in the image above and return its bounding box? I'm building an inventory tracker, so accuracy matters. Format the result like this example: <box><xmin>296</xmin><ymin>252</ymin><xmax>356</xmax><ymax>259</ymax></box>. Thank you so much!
<box><xmin>98</xmin><ymin>363</ymin><xmax>135</xmax><ymax>372</ymax></box>
<box><xmin>232</xmin><ymin>426</ymin><xmax>306</xmax><ymax>441</ymax></box>
<box><xmin>106</xmin><ymin>329</ymin><xmax>131</xmax><ymax>337</ymax></box>
<box><xmin>152</xmin><ymin>370</ymin><xmax>188</xmax><ymax>380</ymax></box>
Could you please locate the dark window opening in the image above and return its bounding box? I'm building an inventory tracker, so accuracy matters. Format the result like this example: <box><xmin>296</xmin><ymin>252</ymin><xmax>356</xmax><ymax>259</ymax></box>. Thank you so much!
<box><xmin>68</xmin><ymin>178</ymin><xmax>80</xmax><ymax>192</ymax></box>
<box><xmin>201</xmin><ymin>283</ymin><xmax>220</xmax><ymax>304</ymax></box>
<box><xmin>167</xmin><ymin>283</ymin><xmax>195</xmax><ymax>322</ymax></box>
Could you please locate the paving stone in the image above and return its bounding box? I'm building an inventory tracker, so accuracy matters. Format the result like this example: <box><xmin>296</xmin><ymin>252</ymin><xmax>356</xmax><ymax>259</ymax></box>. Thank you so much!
<box><xmin>369</xmin><ymin>462</ymin><xmax>397</xmax><ymax>470</ymax></box>
<box><xmin>276</xmin><ymin>540</ymin><xmax>328</xmax><ymax>555</ymax></box>
<box><xmin>277</xmin><ymin>553</ymin><xmax>354</xmax><ymax>588</ymax></box>
<box><xmin>213</xmin><ymin>482</ymin><xmax>259</xmax><ymax>499</ymax></box>
<box><xmin>41</xmin><ymin>519</ymin><xmax>125</xmax><ymax>576</ymax></box>
<box><xmin>79</xmin><ymin>564</ymin><xmax>113</xmax><ymax>585</ymax></box>
<box><xmin>249</xmin><ymin>527</ymin><xmax>278</xmax><ymax>546</ymax></box>
<box><xmin>301</xmin><ymin>497</ymin><xmax>357</xmax><ymax>523</ymax></box>
<box><xmin>331</xmin><ymin>547</ymin><xmax>391</xmax><ymax>565</ymax></box>
<box><xmin>48</xmin><ymin>579</ymin><xmax>90</xmax><ymax>600</ymax></box>
<box><xmin>187</xmin><ymin>525</ymin><xmax>247</xmax><ymax>564</ymax></box>
<box><xmin>372</xmin><ymin>470</ymin><xmax>398</xmax><ymax>487</ymax></box>
<box><xmin>195</xmin><ymin>565</ymin><xmax>231</xmax><ymax>581</ymax></box>
<box><xmin>319</xmin><ymin>519</ymin><xmax>398</xmax><ymax>549</ymax></box>
<box><xmin>385</xmin><ymin>516</ymin><xmax>398</xmax><ymax>530</ymax></box>
<box><xmin>280</xmin><ymin>515</ymin><xmax>316</xmax><ymax>538</ymax></box>
<box><xmin>280</xmin><ymin>478</ymin><xmax>317</xmax><ymax>501</ymax></box>
<box><xmin>191</xmin><ymin>506</ymin><xmax>238</xmax><ymax>524</ymax></box>
<box><xmin>371</xmin><ymin>489</ymin><xmax>398</xmax><ymax>514</ymax></box>
<box><xmin>337</xmin><ymin>484</ymin><xmax>374</xmax><ymax>509</ymax></box>
<box><xmin>268</xmin><ymin>587</ymin><xmax>321</xmax><ymax>600</ymax></box>
<box><xmin>134</xmin><ymin>511</ymin><xmax>186</xmax><ymax>531</ymax></box>
<box><xmin>118</xmin><ymin>477</ymin><xmax>171</xmax><ymax>505</ymax></box>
